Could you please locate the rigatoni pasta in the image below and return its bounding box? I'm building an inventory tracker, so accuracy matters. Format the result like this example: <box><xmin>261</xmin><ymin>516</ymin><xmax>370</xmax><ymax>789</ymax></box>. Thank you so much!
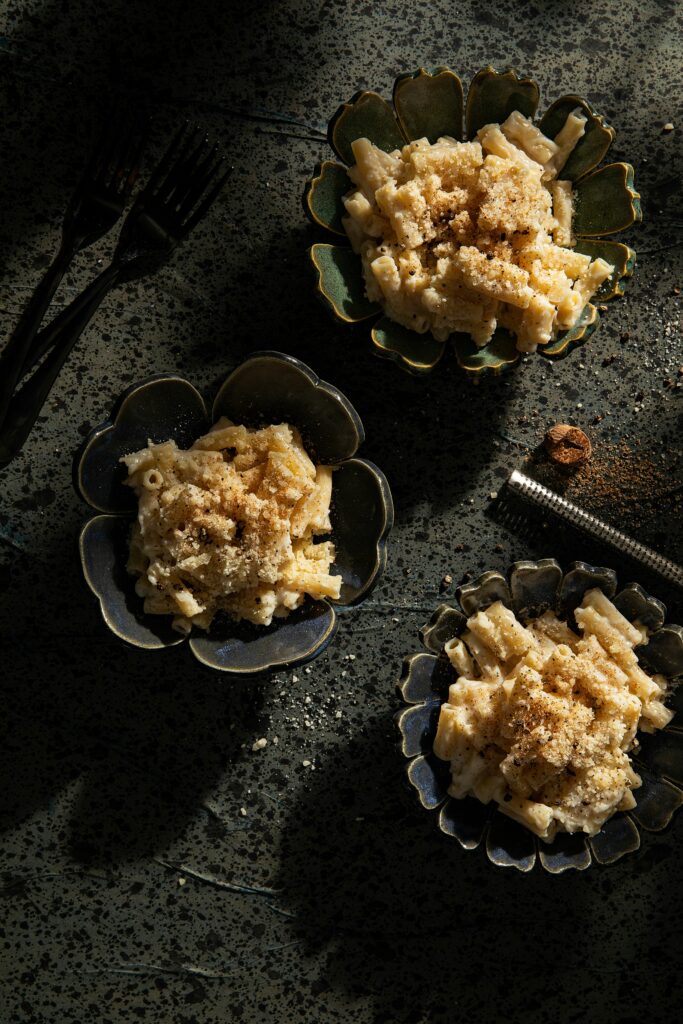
<box><xmin>121</xmin><ymin>420</ymin><xmax>341</xmax><ymax>633</ymax></box>
<box><xmin>434</xmin><ymin>590</ymin><xmax>674</xmax><ymax>842</ymax></box>
<box><xmin>341</xmin><ymin>110</ymin><xmax>613</xmax><ymax>352</ymax></box>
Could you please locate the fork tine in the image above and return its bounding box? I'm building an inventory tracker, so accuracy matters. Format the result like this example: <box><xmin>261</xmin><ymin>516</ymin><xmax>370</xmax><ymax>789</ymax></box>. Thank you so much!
<box><xmin>156</xmin><ymin>130</ymin><xmax>206</xmax><ymax>203</ymax></box>
<box><xmin>117</xmin><ymin>116</ymin><xmax>148</xmax><ymax>197</ymax></box>
<box><xmin>104</xmin><ymin>113</ymin><xmax>136</xmax><ymax>190</ymax></box>
<box><xmin>166</xmin><ymin>136</ymin><xmax>212</xmax><ymax>207</ymax></box>
<box><xmin>153</xmin><ymin>124</ymin><xmax>200</xmax><ymax>198</ymax></box>
<box><xmin>122</xmin><ymin>156</ymin><xmax>143</xmax><ymax>195</ymax></box>
<box><xmin>176</xmin><ymin>152</ymin><xmax>223</xmax><ymax>217</ymax></box>
<box><xmin>181</xmin><ymin>163</ymin><xmax>232</xmax><ymax>234</ymax></box>
<box><xmin>89</xmin><ymin>103</ymin><xmax>125</xmax><ymax>184</ymax></box>
<box><xmin>142</xmin><ymin>122</ymin><xmax>192</xmax><ymax>196</ymax></box>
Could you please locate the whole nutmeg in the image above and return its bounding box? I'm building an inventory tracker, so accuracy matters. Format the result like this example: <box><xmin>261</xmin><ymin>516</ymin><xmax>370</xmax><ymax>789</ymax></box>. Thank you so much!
<box><xmin>544</xmin><ymin>424</ymin><xmax>592</xmax><ymax>467</ymax></box>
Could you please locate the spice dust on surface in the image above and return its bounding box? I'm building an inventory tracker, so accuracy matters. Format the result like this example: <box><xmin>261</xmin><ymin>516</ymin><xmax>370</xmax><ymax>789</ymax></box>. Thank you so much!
<box><xmin>527</xmin><ymin>438</ymin><xmax>683</xmax><ymax>529</ymax></box>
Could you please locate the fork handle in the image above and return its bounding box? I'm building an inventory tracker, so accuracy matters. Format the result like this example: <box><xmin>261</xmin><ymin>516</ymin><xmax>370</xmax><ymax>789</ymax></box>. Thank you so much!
<box><xmin>0</xmin><ymin>239</ymin><xmax>76</xmax><ymax>428</ymax></box>
<box><xmin>0</xmin><ymin>265</ymin><xmax>119</xmax><ymax>468</ymax></box>
<box><xmin>20</xmin><ymin>260</ymin><xmax>121</xmax><ymax>373</ymax></box>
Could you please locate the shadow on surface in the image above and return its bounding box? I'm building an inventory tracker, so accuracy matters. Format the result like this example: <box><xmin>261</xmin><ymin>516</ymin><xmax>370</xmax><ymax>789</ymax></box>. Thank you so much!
<box><xmin>1</xmin><ymin>0</ymin><xmax>514</xmax><ymax>527</ymax></box>
<box><xmin>0</xmin><ymin>574</ymin><xmax>264</xmax><ymax>867</ymax></box>
<box><xmin>276</xmin><ymin>714</ymin><xmax>681</xmax><ymax>1023</ymax></box>
<box><xmin>0</xmin><ymin>0</ymin><xmax>282</xmax><ymax>311</ymax></box>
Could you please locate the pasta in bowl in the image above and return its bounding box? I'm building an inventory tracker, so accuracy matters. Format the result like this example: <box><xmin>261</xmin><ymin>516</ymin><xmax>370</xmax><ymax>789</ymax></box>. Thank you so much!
<box><xmin>122</xmin><ymin>421</ymin><xmax>340</xmax><ymax>634</ymax></box>
<box><xmin>396</xmin><ymin>560</ymin><xmax>683</xmax><ymax>872</ymax></box>
<box><xmin>305</xmin><ymin>66</ymin><xmax>640</xmax><ymax>376</ymax></box>
<box><xmin>76</xmin><ymin>352</ymin><xmax>393</xmax><ymax>674</ymax></box>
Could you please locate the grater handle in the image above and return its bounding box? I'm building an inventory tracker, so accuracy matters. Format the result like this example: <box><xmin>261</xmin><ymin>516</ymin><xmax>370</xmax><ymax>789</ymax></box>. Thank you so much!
<box><xmin>506</xmin><ymin>469</ymin><xmax>683</xmax><ymax>589</ymax></box>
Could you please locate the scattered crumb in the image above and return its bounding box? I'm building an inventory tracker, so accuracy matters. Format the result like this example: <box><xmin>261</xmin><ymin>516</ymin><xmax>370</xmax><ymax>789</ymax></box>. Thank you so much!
<box><xmin>252</xmin><ymin>738</ymin><xmax>268</xmax><ymax>751</ymax></box>
<box><xmin>178</xmin><ymin>877</ymin><xmax>187</xmax><ymax>887</ymax></box>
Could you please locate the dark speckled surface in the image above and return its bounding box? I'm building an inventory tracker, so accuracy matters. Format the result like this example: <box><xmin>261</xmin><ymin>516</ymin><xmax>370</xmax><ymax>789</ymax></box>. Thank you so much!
<box><xmin>1</xmin><ymin>1</ymin><xmax>683</xmax><ymax>1021</ymax></box>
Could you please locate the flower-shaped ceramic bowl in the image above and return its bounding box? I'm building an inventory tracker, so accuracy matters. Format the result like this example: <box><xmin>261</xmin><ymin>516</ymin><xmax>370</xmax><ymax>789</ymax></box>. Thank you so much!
<box><xmin>396</xmin><ymin>559</ymin><xmax>683</xmax><ymax>872</ymax></box>
<box><xmin>305</xmin><ymin>66</ymin><xmax>641</xmax><ymax>376</ymax></box>
<box><xmin>76</xmin><ymin>351</ymin><xmax>394</xmax><ymax>674</ymax></box>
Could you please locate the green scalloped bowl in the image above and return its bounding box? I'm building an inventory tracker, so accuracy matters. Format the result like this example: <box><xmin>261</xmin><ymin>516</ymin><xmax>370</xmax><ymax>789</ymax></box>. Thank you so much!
<box><xmin>303</xmin><ymin>66</ymin><xmax>641</xmax><ymax>377</ymax></box>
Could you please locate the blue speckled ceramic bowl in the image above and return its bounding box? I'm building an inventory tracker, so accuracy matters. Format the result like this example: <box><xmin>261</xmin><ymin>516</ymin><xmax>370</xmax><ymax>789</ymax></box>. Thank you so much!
<box><xmin>75</xmin><ymin>351</ymin><xmax>394</xmax><ymax>675</ymax></box>
<box><xmin>396</xmin><ymin>559</ymin><xmax>683</xmax><ymax>872</ymax></box>
<box><xmin>305</xmin><ymin>66</ymin><xmax>640</xmax><ymax>377</ymax></box>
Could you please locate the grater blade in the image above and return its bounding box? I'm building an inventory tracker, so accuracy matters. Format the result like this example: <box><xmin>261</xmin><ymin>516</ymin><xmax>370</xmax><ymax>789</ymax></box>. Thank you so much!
<box><xmin>506</xmin><ymin>469</ymin><xmax>683</xmax><ymax>590</ymax></box>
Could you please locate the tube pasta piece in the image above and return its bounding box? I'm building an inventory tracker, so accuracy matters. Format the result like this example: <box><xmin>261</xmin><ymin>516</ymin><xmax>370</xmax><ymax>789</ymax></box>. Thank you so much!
<box><xmin>341</xmin><ymin>110</ymin><xmax>613</xmax><ymax>354</ymax></box>
<box><xmin>575</xmin><ymin>587</ymin><xmax>643</xmax><ymax>648</ymax></box>
<box><xmin>434</xmin><ymin>592</ymin><xmax>676</xmax><ymax>842</ymax></box>
<box><xmin>444</xmin><ymin>636</ymin><xmax>475</xmax><ymax>676</ymax></box>
<box><xmin>342</xmin><ymin>191</ymin><xmax>385</xmax><ymax>241</ymax></box>
<box><xmin>550</xmin><ymin>180</ymin><xmax>575</xmax><ymax>247</ymax></box>
<box><xmin>515</xmin><ymin>242</ymin><xmax>591</xmax><ymax>278</ymax></box>
<box><xmin>375</xmin><ymin>180</ymin><xmax>432</xmax><ymax>249</ymax></box>
<box><xmin>370</xmin><ymin>253</ymin><xmax>402</xmax><ymax>299</ymax></box>
<box><xmin>546</xmin><ymin>109</ymin><xmax>588</xmax><ymax>177</ymax></box>
<box><xmin>477</xmin><ymin>123</ymin><xmax>542</xmax><ymax>172</ymax></box>
<box><xmin>500</xmin><ymin>110</ymin><xmax>560</xmax><ymax>166</ymax></box>
<box><xmin>290</xmin><ymin>465</ymin><xmax>333</xmax><ymax>536</ymax></box>
<box><xmin>555</xmin><ymin>287</ymin><xmax>586</xmax><ymax>331</ymax></box>
<box><xmin>519</xmin><ymin>293</ymin><xmax>556</xmax><ymax>347</ymax></box>
<box><xmin>348</xmin><ymin>137</ymin><xmax>404</xmax><ymax>196</ymax></box>
<box><xmin>460</xmin><ymin>629</ymin><xmax>505</xmax><ymax>682</ymax></box>
<box><xmin>499</xmin><ymin>794</ymin><xmax>556</xmax><ymax>839</ymax></box>
<box><xmin>466</xmin><ymin>600</ymin><xmax>536</xmax><ymax>660</ymax></box>
<box><xmin>571</xmin><ymin>257</ymin><xmax>614</xmax><ymax>307</ymax></box>
<box><xmin>141</xmin><ymin>468</ymin><xmax>164</xmax><ymax>490</ymax></box>
<box><xmin>121</xmin><ymin>420</ymin><xmax>340</xmax><ymax>633</ymax></box>
<box><xmin>527</xmin><ymin>610</ymin><xmax>581</xmax><ymax>650</ymax></box>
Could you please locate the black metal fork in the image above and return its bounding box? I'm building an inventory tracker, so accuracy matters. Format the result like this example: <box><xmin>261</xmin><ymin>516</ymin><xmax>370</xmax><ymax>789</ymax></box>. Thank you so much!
<box><xmin>0</xmin><ymin>125</ymin><xmax>231</xmax><ymax>467</ymax></box>
<box><xmin>0</xmin><ymin>104</ymin><xmax>147</xmax><ymax>423</ymax></box>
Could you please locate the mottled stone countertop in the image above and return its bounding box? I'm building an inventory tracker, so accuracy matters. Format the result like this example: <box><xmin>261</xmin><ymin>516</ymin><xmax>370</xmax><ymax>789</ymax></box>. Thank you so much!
<box><xmin>1</xmin><ymin>1</ymin><xmax>682</xmax><ymax>1021</ymax></box>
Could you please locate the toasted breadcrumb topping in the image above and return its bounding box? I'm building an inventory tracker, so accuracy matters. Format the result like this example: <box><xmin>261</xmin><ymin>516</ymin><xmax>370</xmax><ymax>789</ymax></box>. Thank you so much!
<box><xmin>342</xmin><ymin>111</ymin><xmax>614</xmax><ymax>352</ymax></box>
<box><xmin>435</xmin><ymin>593</ymin><xmax>673</xmax><ymax>841</ymax></box>
<box><xmin>121</xmin><ymin>420</ymin><xmax>340</xmax><ymax>633</ymax></box>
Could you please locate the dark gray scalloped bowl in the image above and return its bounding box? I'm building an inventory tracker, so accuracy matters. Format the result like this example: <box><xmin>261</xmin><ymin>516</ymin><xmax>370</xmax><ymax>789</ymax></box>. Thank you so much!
<box><xmin>75</xmin><ymin>351</ymin><xmax>394</xmax><ymax>674</ymax></box>
<box><xmin>396</xmin><ymin>559</ymin><xmax>683</xmax><ymax>873</ymax></box>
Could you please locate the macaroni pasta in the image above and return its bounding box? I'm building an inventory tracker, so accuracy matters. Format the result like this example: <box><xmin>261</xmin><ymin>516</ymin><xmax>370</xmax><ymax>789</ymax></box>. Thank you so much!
<box><xmin>434</xmin><ymin>590</ymin><xmax>674</xmax><ymax>841</ymax></box>
<box><xmin>342</xmin><ymin>111</ymin><xmax>613</xmax><ymax>352</ymax></box>
<box><xmin>121</xmin><ymin>420</ymin><xmax>341</xmax><ymax>633</ymax></box>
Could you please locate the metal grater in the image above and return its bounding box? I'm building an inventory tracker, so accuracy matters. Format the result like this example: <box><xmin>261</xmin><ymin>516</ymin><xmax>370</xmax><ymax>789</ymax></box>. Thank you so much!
<box><xmin>506</xmin><ymin>469</ymin><xmax>683</xmax><ymax>590</ymax></box>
